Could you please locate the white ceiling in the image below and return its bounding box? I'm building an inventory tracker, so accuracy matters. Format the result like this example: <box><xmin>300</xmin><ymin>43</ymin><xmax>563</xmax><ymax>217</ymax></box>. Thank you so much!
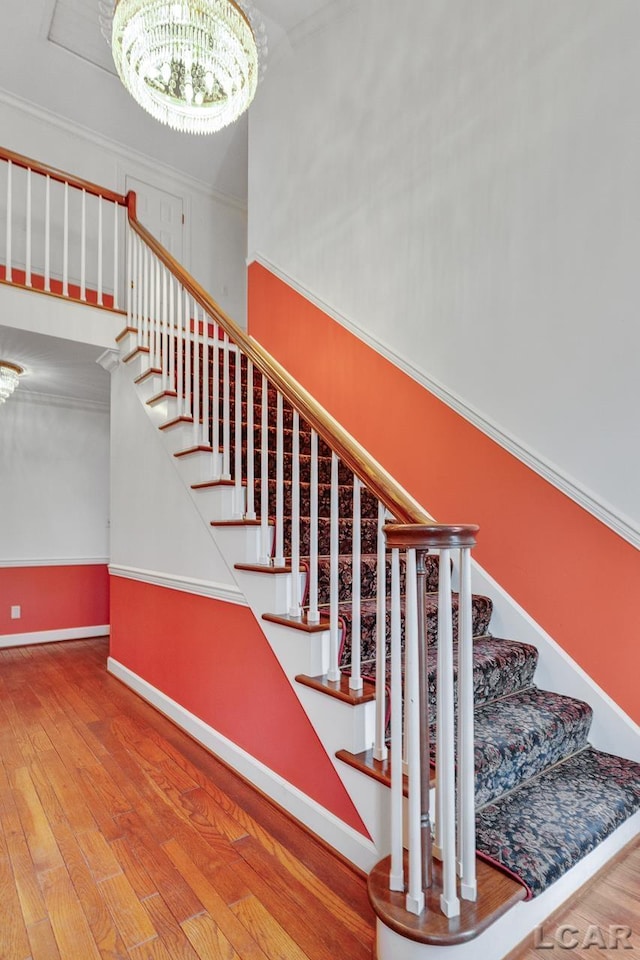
<box><xmin>0</xmin><ymin>325</ymin><xmax>110</xmax><ymax>406</ymax></box>
<box><xmin>0</xmin><ymin>0</ymin><xmax>336</xmax><ymax>404</ymax></box>
<box><xmin>0</xmin><ymin>0</ymin><xmax>335</xmax><ymax>204</ymax></box>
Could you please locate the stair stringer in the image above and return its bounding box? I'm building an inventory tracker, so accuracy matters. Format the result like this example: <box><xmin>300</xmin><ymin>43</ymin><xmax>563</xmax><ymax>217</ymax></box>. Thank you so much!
<box><xmin>113</xmin><ymin>346</ymin><xmax>393</xmax><ymax>871</ymax></box>
<box><xmin>115</xmin><ymin>343</ymin><xmax>640</xmax><ymax>960</ymax></box>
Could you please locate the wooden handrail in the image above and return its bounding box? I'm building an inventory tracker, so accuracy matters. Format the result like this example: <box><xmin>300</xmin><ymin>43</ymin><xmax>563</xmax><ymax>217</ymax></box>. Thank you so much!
<box><xmin>0</xmin><ymin>146</ymin><xmax>128</xmax><ymax>206</ymax></box>
<box><xmin>127</xmin><ymin>193</ymin><xmax>434</xmax><ymax>525</ymax></box>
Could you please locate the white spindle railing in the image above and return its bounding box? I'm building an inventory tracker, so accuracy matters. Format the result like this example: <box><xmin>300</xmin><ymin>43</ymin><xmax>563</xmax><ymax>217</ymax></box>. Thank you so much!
<box><xmin>119</xmin><ymin>202</ymin><xmax>482</xmax><ymax>932</ymax></box>
<box><xmin>0</xmin><ymin>147</ymin><xmax>127</xmax><ymax>309</ymax></box>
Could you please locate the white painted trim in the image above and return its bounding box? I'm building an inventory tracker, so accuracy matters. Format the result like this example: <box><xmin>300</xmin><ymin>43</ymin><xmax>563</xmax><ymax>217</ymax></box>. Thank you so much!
<box><xmin>14</xmin><ymin>389</ymin><xmax>110</xmax><ymax>412</ymax></box>
<box><xmin>470</xmin><ymin>558</ymin><xmax>640</xmax><ymax>761</ymax></box>
<box><xmin>108</xmin><ymin>564</ymin><xmax>248</xmax><ymax>606</ymax></box>
<box><xmin>0</xmin><ymin>87</ymin><xmax>246</xmax><ymax>211</ymax></box>
<box><xmin>108</xmin><ymin>656</ymin><xmax>378</xmax><ymax>871</ymax></box>
<box><xmin>250</xmin><ymin>255</ymin><xmax>640</xmax><ymax>549</ymax></box>
<box><xmin>0</xmin><ymin>625</ymin><xmax>110</xmax><ymax>649</ymax></box>
<box><xmin>0</xmin><ymin>557</ymin><xmax>109</xmax><ymax>568</ymax></box>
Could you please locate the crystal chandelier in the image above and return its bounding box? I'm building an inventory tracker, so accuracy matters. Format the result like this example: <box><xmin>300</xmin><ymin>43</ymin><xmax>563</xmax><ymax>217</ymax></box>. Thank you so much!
<box><xmin>108</xmin><ymin>0</ymin><xmax>266</xmax><ymax>135</ymax></box>
<box><xmin>0</xmin><ymin>362</ymin><xmax>23</xmax><ymax>404</ymax></box>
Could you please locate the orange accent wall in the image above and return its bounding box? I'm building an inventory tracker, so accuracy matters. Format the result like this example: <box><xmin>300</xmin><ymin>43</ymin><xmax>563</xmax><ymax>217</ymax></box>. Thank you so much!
<box><xmin>109</xmin><ymin>575</ymin><xmax>370</xmax><ymax>837</ymax></box>
<box><xmin>248</xmin><ymin>261</ymin><xmax>640</xmax><ymax>724</ymax></box>
<box><xmin>0</xmin><ymin>564</ymin><xmax>109</xmax><ymax>634</ymax></box>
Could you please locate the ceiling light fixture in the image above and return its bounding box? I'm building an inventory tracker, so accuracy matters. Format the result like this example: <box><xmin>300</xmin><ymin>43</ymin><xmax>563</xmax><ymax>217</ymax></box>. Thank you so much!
<box><xmin>0</xmin><ymin>361</ymin><xmax>23</xmax><ymax>405</ymax></box>
<box><xmin>104</xmin><ymin>0</ymin><xmax>267</xmax><ymax>135</ymax></box>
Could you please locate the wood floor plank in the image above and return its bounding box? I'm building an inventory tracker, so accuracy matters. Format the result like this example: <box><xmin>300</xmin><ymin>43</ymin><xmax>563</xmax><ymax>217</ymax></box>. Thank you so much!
<box><xmin>162</xmin><ymin>838</ymin><xmax>271</xmax><ymax>960</ymax></box>
<box><xmin>11</xmin><ymin>767</ymin><xmax>64</xmax><ymax>875</ymax></box>
<box><xmin>232</xmin><ymin>838</ymin><xmax>372</xmax><ymax>960</ymax></box>
<box><xmin>181</xmin><ymin>911</ymin><xmax>243</xmax><ymax>960</ymax></box>
<box><xmin>76</xmin><ymin>829</ymin><xmax>123</xmax><ymax>883</ymax></box>
<box><xmin>43</xmin><ymin>807</ymin><xmax>129</xmax><ymax>960</ymax></box>
<box><xmin>140</xmin><ymin>892</ymin><xmax>203</xmax><ymax>960</ymax></box>
<box><xmin>230</xmin><ymin>895</ymin><xmax>310</xmax><ymax>960</ymax></box>
<box><xmin>27</xmin><ymin>918</ymin><xmax>62</xmax><ymax>960</ymax></box>
<box><xmin>111</xmin><ymin>809</ymin><xmax>205</xmax><ymax>924</ymax></box>
<box><xmin>98</xmin><ymin>872</ymin><xmax>157</xmax><ymax>951</ymax></box>
<box><xmin>0</xmin><ymin>851</ymin><xmax>33</xmax><ymax>960</ymax></box>
<box><xmin>40</xmin><ymin>864</ymin><xmax>103</xmax><ymax>960</ymax></box>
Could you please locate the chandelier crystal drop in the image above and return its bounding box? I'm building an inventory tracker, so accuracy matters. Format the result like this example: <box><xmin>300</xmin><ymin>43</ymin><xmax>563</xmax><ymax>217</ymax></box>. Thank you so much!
<box><xmin>0</xmin><ymin>362</ymin><xmax>23</xmax><ymax>404</ymax></box>
<box><xmin>110</xmin><ymin>0</ymin><xmax>265</xmax><ymax>135</ymax></box>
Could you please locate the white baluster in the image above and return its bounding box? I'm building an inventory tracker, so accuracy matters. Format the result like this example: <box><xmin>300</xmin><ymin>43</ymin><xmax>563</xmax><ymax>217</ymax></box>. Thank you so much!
<box><xmin>97</xmin><ymin>196</ymin><xmax>103</xmax><ymax>305</ymax></box>
<box><xmin>80</xmin><ymin>188</ymin><xmax>86</xmax><ymax>301</ymax></box>
<box><xmin>274</xmin><ymin>391</ymin><xmax>285</xmax><ymax>567</ymax></box>
<box><xmin>176</xmin><ymin>284</ymin><xmax>184</xmax><ymax>416</ymax></box>
<box><xmin>192</xmin><ymin>301</ymin><xmax>200</xmax><ymax>446</ymax></box>
<box><xmin>202</xmin><ymin>313</ymin><xmax>210</xmax><ymax>445</ymax></box>
<box><xmin>143</xmin><ymin>246</ymin><xmax>150</xmax><ymax>355</ymax></box>
<box><xmin>405</xmin><ymin>548</ymin><xmax>425</xmax><ymax>915</ymax></box>
<box><xmin>246</xmin><ymin>359</ymin><xmax>256</xmax><ymax>519</ymax></box>
<box><xmin>126</xmin><ymin>225</ymin><xmax>132</xmax><ymax>328</ymax></box>
<box><xmin>222</xmin><ymin>333</ymin><xmax>231</xmax><ymax>478</ymax></box>
<box><xmin>184</xmin><ymin>290</ymin><xmax>192</xmax><ymax>419</ymax></box>
<box><xmin>458</xmin><ymin>545</ymin><xmax>477</xmax><ymax>901</ymax></box>
<box><xmin>62</xmin><ymin>181</ymin><xmax>69</xmax><ymax>296</ymax></box>
<box><xmin>149</xmin><ymin>252</ymin><xmax>156</xmax><ymax>363</ymax></box>
<box><xmin>44</xmin><ymin>175</ymin><xmax>50</xmax><ymax>292</ymax></box>
<box><xmin>170</xmin><ymin>275</ymin><xmax>177</xmax><ymax>414</ymax></box>
<box><xmin>259</xmin><ymin>374</ymin><xmax>270</xmax><ymax>564</ymax></box>
<box><xmin>437</xmin><ymin>547</ymin><xmax>460</xmax><ymax>918</ymax></box>
<box><xmin>211</xmin><ymin>322</ymin><xmax>220</xmax><ymax>476</ymax></box>
<box><xmin>5</xmin><ymin>159</ymin><xmax>12</xmax><ymax>283</ymax></box>
<box><xmin>374</xmin><ymin>501</ymin><xmax>388</xmax><ymax>762</ymax></box>
<box><xmin>350</xmin><ymin>476</ymin><xmax>363</xmax><ymax>692</ymax></box>
<box><xmin>131</xmin><ymin>234</ymin><xmax>138</xmax><ymax>336</ymax></box>
<box><xmin>289</xmin><ymin>408</ymin><xmax>301</xmax><ymax>617</ymax></box>
<box><xmin>328</xmin><ymin>452</ymin><xmax>340</xmax><ymax>681</ymax></box>
<box><xmin>389</xmin><ymin>546</ymin><xmax>404</xmax><ymax>892</ymax></box>
<box><xmin>113</xmin><ymin>200</ymin><xmax>119</xmax><ymax>310</ymax></box>
<box><xmin>307</xmin><ymin>430</ymin><xmax>320</xmax><ymax>624</ymax></box>
<box><xmin>25</xmin><ymin>168</ymin><xmax>32</xmax><ymax>287</ymax></box>
<box><xmin>162</xmin><ymin>267</ymin><xmax>169</xmax><ymax>391</ymax></box>
<box><xmin>234</xmin><ymin>347</ymin><xmax>243</xmax><ymax>516</ymax></box>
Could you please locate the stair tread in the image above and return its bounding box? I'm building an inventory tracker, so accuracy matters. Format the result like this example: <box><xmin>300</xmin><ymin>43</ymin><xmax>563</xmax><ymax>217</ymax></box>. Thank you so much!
<box><xmin>476</xmin><ymin>746</ymin><xmax>640</xmax><ymax>897</ymax></box>
<box><xmin>473</xmin><ymin>686</ymin><xmax>593</xmax><ymax>807</ymax></box>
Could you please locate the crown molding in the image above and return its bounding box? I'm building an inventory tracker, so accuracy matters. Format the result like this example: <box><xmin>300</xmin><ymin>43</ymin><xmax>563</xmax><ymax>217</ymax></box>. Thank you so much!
<box><xmin>251</xmin><ymin>254</ymin><xmax>640</xmax><ymax>551</ymax></box>
<box><xmin>0</xmin><ymin>86</ymin><xmax>247</xmax><ymax>212</ymax></box>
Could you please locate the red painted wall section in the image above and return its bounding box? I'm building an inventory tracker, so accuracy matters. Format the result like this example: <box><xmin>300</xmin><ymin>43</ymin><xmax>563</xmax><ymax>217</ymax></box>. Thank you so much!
<box><xmin>109</xmin><ymin>576</ymin><xmax>369</xmax><ymax>837</ymax></box>
<box><xmin>248</xmin><ymin>261</ymin><xmax>640</xmax><ymax>724</ymax></box>
<box><xmin>0</xmin><ymin>564</ymin><xmax>109</xmax><ymax>635</ymax></box>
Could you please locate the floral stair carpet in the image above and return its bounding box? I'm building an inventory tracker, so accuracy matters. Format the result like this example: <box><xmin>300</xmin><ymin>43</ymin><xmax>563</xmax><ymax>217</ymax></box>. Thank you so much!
<box><xmin>213</xmin><ymin>360</ymin><xmax>640</xmax><ymax>898</ymax></box>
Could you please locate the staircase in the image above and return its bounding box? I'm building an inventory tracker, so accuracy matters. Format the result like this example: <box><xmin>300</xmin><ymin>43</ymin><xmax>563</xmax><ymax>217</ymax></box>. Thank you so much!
<box><xmin>1</xmin><ymin>146</ymin><xmax>638</xmax><ymax>960</ymax></box>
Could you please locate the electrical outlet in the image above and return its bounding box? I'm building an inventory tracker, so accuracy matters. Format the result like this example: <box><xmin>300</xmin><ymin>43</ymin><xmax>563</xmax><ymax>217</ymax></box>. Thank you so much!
<box><xmin>10</xmin><ymin>605</ymin><xmax>21</xmax><ymax>619</ymax></box>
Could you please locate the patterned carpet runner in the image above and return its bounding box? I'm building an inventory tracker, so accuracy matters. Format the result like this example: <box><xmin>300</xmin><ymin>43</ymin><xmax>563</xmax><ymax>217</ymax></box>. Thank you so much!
<box><xmin>226</xmin><ymin>361</ymin><xmax>640</xmax><ymax>898</ymax></box>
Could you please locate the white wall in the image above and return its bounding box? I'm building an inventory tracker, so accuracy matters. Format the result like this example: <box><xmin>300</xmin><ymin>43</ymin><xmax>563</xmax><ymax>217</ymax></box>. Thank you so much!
<box><xmin>109</xmin><ymin>362</ymin><xmax>235</xmax><ymax>587</ymax></box>
<box><xmin>0</xmin><ymin>393</ymin><xmax>109</xmax><ymax>563</ymax></box>
<box><xmin>248</xmin><ymin>0</ymin><xmax>640</xmax><ymax>538</ymax></box>
<box><xmin>0</xmin><ymin>93</ymin><xmax>248</xmax><ymax>326</ymax></box>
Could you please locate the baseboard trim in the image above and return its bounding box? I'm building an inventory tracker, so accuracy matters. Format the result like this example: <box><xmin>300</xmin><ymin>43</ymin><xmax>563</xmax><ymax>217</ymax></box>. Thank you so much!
<box><xmin>108</xmin><ymin>564</ymin><xmax>248</xmax><ymax>606</ymax></box>
<box><xmin>251</xmin><ymin>255</ymin><xmax>640</xmax><ymax>549</ymax></box>
<box><xmin>108</xmin><ymin>656</ymin><xmax>378</xmax><ymax>872</ymax></box>
<box><xmin>0</xmin><ymin>625</ymin><xmax>110</xmax><ymax>648</ymax></box>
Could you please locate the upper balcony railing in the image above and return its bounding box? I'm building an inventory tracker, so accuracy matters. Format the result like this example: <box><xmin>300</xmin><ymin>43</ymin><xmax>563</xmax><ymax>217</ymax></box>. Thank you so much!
<box><xmin>0</xmin><ymin>145</ymin><xmax>480</xmax><ymax>929</ymax></box>
<box><xmin>0</xmin><ymin>146</ymin><xmax>128</xmax><ymax>310</ymax></box>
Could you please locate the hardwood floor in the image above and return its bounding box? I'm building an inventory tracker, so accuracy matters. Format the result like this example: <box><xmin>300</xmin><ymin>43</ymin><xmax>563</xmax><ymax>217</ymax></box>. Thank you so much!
<box><xmin>1</xmin><ymin>637</ymin><xmax>637</xmax><ymax>960</ymax></box>
<box><xmin>0</xmin><ymin>637</ymin><xmax>375</xmax><ymax>960</ymax></box>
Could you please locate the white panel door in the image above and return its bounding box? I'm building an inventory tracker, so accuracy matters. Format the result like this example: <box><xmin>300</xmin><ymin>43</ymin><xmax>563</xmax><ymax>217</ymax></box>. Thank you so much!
<box><xmin>125</xmin><ymin>176</ymin><xmax>184</xmax><ymax>261</ymax></box>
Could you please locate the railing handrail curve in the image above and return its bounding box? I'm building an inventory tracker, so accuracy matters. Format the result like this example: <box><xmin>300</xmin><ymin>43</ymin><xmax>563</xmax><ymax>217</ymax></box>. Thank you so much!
<box><xmin>0</xmin><ymin>146</ymin><xmax>128</xmax><ymax>206</ymax></box>
<box><xmin>127</xmin><ymin>193</ymin><xmax>436</xmax><ymax>527</ymax></box>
